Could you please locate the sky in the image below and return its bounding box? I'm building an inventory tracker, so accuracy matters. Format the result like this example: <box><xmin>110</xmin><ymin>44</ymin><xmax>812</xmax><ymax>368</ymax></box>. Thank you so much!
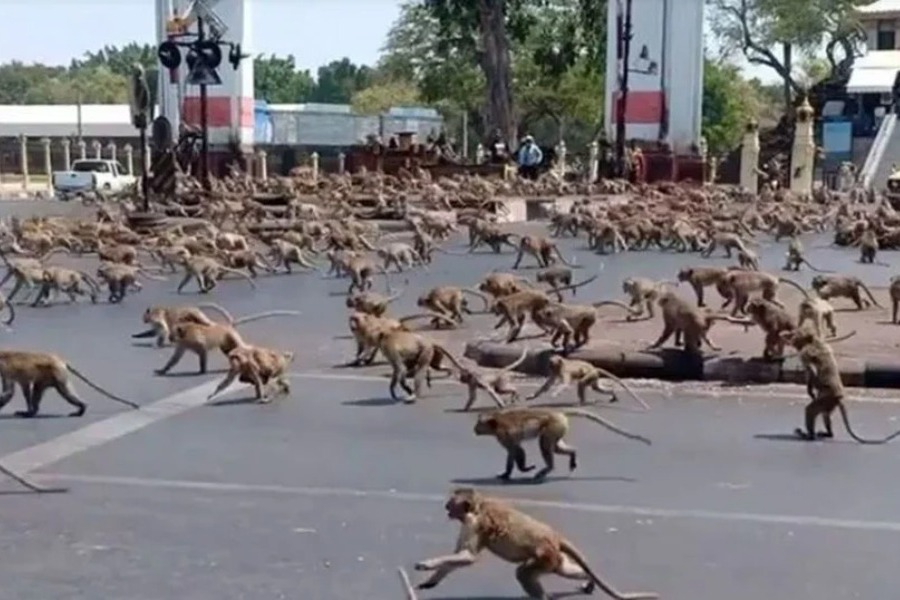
<box><xmin>0</xmin><ymin>0</ymin><xmax>778</xmax><ymax>82</ymax></box>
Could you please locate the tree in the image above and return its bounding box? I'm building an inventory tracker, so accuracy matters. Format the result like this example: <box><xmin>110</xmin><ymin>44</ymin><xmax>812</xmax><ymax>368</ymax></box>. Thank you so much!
<box><xmin>310</xmin><ymin>58</ymin><xmax>373</xmax><ymax>104</ymax></box>
<box><xmin>70</xmin><ymin>43</ymin><xmax>157</xmax><ymax>76</ymax></box>
<box><xmin>709</xmin><ymin>0</ymin><xmax>866</xmax><ymax>111</ymax></box>
<box><xmin>351</xmin><ymin>80</ymin><xmax>422</xmax><ymax>114</ymax></box>
<box><xmin>254</xmin><ymin>54</ymin><xmax>315</xmax><ymax>103</ymax></box>
<box><xmin>702</xmin><ymin>59</ymin><xmax>756</xmax><ymax>155</ymax></box>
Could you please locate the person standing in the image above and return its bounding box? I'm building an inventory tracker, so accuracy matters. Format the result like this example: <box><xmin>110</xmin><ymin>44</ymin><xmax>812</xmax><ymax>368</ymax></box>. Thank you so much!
<box><xmin>516</xmin><ymin>135</ymin><xmax>543</xmax><ymax>180</ymax></box>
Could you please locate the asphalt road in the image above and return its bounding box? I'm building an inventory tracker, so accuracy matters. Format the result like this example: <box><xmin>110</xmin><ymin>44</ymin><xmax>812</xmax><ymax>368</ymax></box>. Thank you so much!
<box><xmin>0</xmin><ymin>200</ymin><xmax>899</xmax><ymax>599</ymax></box>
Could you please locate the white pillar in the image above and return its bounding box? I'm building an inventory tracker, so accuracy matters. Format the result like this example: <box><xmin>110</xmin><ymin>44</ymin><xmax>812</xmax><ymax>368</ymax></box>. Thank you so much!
<box><xmin>76</xmin><ymin>139</ymin><xmax>87</xmax><ymax>160</ymax></box>
<box><xmin>123</xmin><ymin>144</ymin><xmax>134</xmax><ymax>175</ymax></box>
<box><xmin>475</xmin><ymin>143</ymin><xmax>485</xmax><ymax>164</ymax></box>
<box><xmin>556</xmin><ymin>139</ymin><xmax>567</xmax><ymax>176</ymax></box>
<box><xmin>257</xmin><ymin>150</ymin><xmax>268</xmax><ymax>181</ymax></box>
<box><xmin>310</xmin><ymin>152</ymin><xmax>319</xmax><ymax>181</ymax></box>
<box><xmin>41</xmin><ymin>137</ymin><xmax>53</xmax><ymax>193</ymax></box>
<box><xmin>61</xmin><ymin>138</ymin><xmax>71</xmax><ymax>171</ymax></box>
<box><xmin>107</xmin><ymin>142</ymin><xmax>117</xmax><ymax>163</ymax></box>
<box><xmin>790</xmin><ymin>96</ymin><xmax>815</xmax><ymax>194</ymax></box>
<box><xmin>338</xmin><ymin>152</ymin><xmax>346</xmax><ymax>175</ymax></box>
<box><xmin>739</xmin><ymin>120</ymin><xmax>760</xmax><ymax>193</ymax></box>
<box><xmin>92</xmin><ymin>140</ymin><xmax>102</xmax><ymax>159</ymax></box>
<box><xmin>19</xmin><ymin>135</ymin><xmax>29</xmax><ymax>191</ymax></box>
<box><xmin>588</xmin><ymin>141</ymin><xmax>599</xmax><ymax>182</ymax></box>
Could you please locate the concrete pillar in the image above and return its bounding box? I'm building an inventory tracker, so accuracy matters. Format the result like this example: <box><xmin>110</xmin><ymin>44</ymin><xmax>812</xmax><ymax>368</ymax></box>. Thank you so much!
<box><xmin>41</xmin><ymin>137</ymin><xmax>53</xmax><ymax>193</ymax></box>
<box><xmin>257</xmin><ymin>150</ymin><xmax>268</xmax><ymax>181</ymax></box>
<box><xmin>92</xmin><ymin>140</ymin><xmax>102</xmax><ymax>159</ymax></box>
<box><xmin>144</xmin><ymin>142</ymin><xmax>151</xmax><ymax>175</ymax></box>
<box><xmin>739</xmin><ymin>120</ymin><xmax>759</xmax><ymax>193</ymax></box>
<box><xmin>790</xmin><ymin>96</ymin><xmax>815</xmax><ymax>194</ymax></box>
<box><xmin>243</xmin><ymin>151</ymin><xmax>255</xmax><ymax>178</ymax></box>
<box><xmin>123</xmin><ymin>144</ymin><xmax>134</xmax><ymax>175</ymax></box>
<box><xmin>588</xmin><ymin>141</ymin><xmax>599</xmax><ymax>182</ymax></box>
<box><xmin>19</xmin><ymin>135</ymin><xmax>29</xmax><ymax>191</ymax></box>
<box><xmin>556</xmin><ymin>139</ymin><xmax>567</xmax><ymax>176</ymax></box>
<box><xmin>61</xmin><ymin>139</ymin><xmax>71</xmax><ymax>171</ymax></box>
<box><xmin>338</xmin><ymin>152</ymin><xmax>346</xmax><ymax>175</ymax></box>
<box><xmin>76</xmin><ymin>139</ymin><xmax>87</xmax><ymax>160</ymax></box>
<box><xmin>475</xmin><ymin>143</ymin><xmax>485</xmax><ymax>164</ymax></box>
<box><xmin>107</xmin><ymin>142</ymin><xmax>117</xmax><ymax>163</ymax></box>
<box><xmin>310</xmin><ymin>152</ymin><xmax>319</xmax><ymax>181</ymax></box>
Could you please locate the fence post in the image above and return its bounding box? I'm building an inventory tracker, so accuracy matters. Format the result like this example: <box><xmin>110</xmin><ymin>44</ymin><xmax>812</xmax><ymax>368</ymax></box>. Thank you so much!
<box><xmin>76</xmin><ymin>139</ymin><xmax>87</xmax><ymax>160</ymax></box>
<box><xmin>310</xmin><ymin>151</ymin><xmax>319</xmax><ymax>181</ymax></box>
<box><xmin>19</xmin><ymin>135</ymin><xmax>29</xmax><ymax>191</ymax></box>
<box><xmin>107</xmin><ymin>142</ymin><xmax>117</xmax><ymax>163</ymax></box>
<box><xmin>41</xmin><ymin>137</ymin><xmax>53</xmax><ymax>194</ymax></box>
<box><xmin>588</xmin><ymin>141</ymin><xmax>599</xmax><ymax>183</ymax></box>
<box><xmin>123</xmin><ymin>144</ymin><xmax>134</xmax><ymax>175</ymax></box>
<box><xmin>257</xmin><ymin>150</ymin><xmax>268</xmax><ymax>181</ymax></box>
<box><xmin>338</xmin><ymin>152</ymin><xmax>346</xmax><ymax>175</ymax></box>
<box><xmin>92</xmin><ymin>139</ymin><xmax>102</xmax><ymax>159</ymax></box>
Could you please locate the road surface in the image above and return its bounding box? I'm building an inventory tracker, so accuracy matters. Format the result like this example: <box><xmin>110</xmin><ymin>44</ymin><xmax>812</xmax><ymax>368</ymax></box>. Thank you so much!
<box><xmin>0</xmin><ymin>201</ymin><xmax>896</xmax><ymax>599</ymax></box>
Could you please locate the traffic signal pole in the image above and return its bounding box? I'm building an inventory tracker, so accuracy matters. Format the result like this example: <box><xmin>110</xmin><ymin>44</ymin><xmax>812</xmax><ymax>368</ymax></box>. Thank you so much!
<box><xmin>197</xmin><ymin>15</ymin><xmax>211</xmax><ymax>191</ymax></box>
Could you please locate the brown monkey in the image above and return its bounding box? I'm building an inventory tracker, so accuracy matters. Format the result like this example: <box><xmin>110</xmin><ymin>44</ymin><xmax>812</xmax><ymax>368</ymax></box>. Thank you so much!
<box><xmin>32</xmin><ymin>266</ymin><xmax>101</xmax><ymax>306</ymax></box>
<box><xmin>701</xmin><ymin>231</ymin><xmax>753</xmax><ymax>258</ymax></box>
<box><xmin>676</xmin><ymin>266</ymin><xmax>734</xmax><ymax>308</ymax></box>
<box><xmin>719</xmin><ymin>270</ymin><xmax>806</xmax><ymax>316</ymax></box>
<box><xmin>0</xmin><ymin>351</ymin><xmax>139</xmax><ymax>417</ymax></box>
<box><xmin>491</xmin><ymin>276</ymin><xmax>600</xmax><ymax>343</ymax></box>
<box><xmin>376</xmin><ymin>242</ymin><xmax>424</xmax><ymax>272</ymax></box>
<box><xmin>890</xmin><ymin>274</ymin><xmax>900</xmax><ymax>323</ymax></box>
<box><xmin>474</xmin><ymin>407</ymin><xmax>651</xmax><ymax>481</ymax></box>
<box><xmin>96</xmin><ymin>262</ymin><xmax>168</xmax><ymax>303</ymax></box>
<box><xmin>478</xmin><ymin>272</ymin><xmax>533</xmax><ymax>298</ymax></box>
<box><xmin>736</xmin><ymin>247</ymin><xmax>760</xmax><ymax>271</ymax></box>
<box><xmin>206</xmin><ymin>344</ymin><xmax>295</xmax><ymax>403</ymax></box>
<box><xmin>416</xmin><ymin>285</ymin><xmax>491</xmax><ymax>325</ymax></box>
<box><xmin>344</xmin><ymin>255</ymin><xmax>390</xmax><ymax>294</ymax></box>
<box><xmin>96</xmin><ymin>240</ymin><xmax>140</xmax><ymax>265</ymax></box>
<box><xmin>856</xmin><ymin>228</ymin><xmax>879</xmax><ymax>265</ymax></box>
<box><xmin>798</xmin><ymin>296</ymin><xmax>837</xmax><ymax>338</ymax></box>
<box><xmin>512</xmin><ymin>235</ymin><xmax>575</xmax><ymax>269</ymax></box>
<box><xmin>739</xmin><ymin>297</ymin><xmax>798</xmax><ymax>360</ymax></box>
<box><xmin>134</xmin><ymin>304</ymin><xmax>299</xmax><ymax>347</ymax></box>
<box><xmin>648</xmin><ymin>290</ymin><xmax>748</xmax><ymax>353</ymax></box>
<box><xmin>221</xmin><ymin>248</ymin><xmax>275</xmax><ymax>277</ymax></box>
<box><xmin>526</xmin><ymin>355</ymin><xmax>650</xmax><ymax>410</ymax></box>
<box><xmin>782</xmin><ymin>326</ymin><xmax>900</xmax><ymax>443</ymax></box>
<box><xmin>155</xmin><ymin>322</ymin><xmax>249</xmax><ymax>375</ymax></box>
<box><xmin>532</xmin><ymin>300</ymin><xmax>637</xmax><ymax>352</ymax></box>
<box><xmin>177</xmin><ymin>256</ymin><xmax>257</xmax><ymax>294</ymax></box>
<box><xmin>412</xmin><ymin>488</ymin><xmax>659</xmax><ymax>599</ymax></box>
<box><xmin>811</xmin><ymin>274</ymin><xmax>881</xmax><ymax>310</ymax></box>
<box><xmin>346</xmin><ymin>289</ymin><xmax>404</xmax><ymax>317</ymax></box>
<box><xmin>622</xmin><ymin>277</ymin><xmax>671</xmax><ymax>320</ymax></box>
<box><xmin>456</xmin><ymin>347</ymin><xmax>528</xmax><ymax>410</ymax></box>
<box><xmin>346</xmin><ymin>311</ymin><xmax>456</xmax><ymax>366</ymax></box>
<box><xmin>535</xmin><ymin>266</ymin><xmax>577</xmax><ymax>301</ymax></box>
<box><xmin>783</xmin><ymin>237</ymin><xmax>830</xmax><ymax>272</ymax></box>
<box><xmin>375</xmin><ymin>329</ymin><xmax>467</xmax><ymax>402</ymax></box>
<box><xmin>269</xmin><ymin>239</ymin><xmax>320</xmax><ymax>274</ymax></box>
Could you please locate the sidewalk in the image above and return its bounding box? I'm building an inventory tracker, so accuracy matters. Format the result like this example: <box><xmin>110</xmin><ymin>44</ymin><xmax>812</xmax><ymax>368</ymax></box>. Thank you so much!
<box><xmin>464</xmin><ymin>287</ymin><xmax>900</xmax><ymax>389</ymax></box>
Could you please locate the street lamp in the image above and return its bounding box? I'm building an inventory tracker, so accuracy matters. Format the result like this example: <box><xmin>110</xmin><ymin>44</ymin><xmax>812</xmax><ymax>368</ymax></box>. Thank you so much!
<box><xmin>614</xmin><ymin>0</ymin><xmax>659</xmax><ymax>179</ymax></box>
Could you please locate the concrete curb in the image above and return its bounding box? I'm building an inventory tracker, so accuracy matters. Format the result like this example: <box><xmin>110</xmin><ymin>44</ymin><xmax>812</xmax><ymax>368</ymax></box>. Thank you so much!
<box><xmin>465</xmin><ymin>342</ymin><xmax>900</xmax><ymax>389</ymax></box>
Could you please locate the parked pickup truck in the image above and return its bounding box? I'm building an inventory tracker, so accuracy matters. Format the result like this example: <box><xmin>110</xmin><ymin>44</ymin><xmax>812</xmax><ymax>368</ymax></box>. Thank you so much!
<box><xmin>52</xmin><ymin>159</ymin><xmax>136</xmax><ymax>198</ymax></box>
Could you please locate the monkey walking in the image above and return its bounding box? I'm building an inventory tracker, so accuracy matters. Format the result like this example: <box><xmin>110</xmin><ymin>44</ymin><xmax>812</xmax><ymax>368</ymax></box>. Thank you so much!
<box><xmin>412</xmin><ymin>488</ymin><xmax>659</xmax><ymax>600</ymax></box>
<box><xmin>206</xmin><ymin>345</ymin><xmax>296</xmax><ymax>403</ymax></box>
<box><xmin>474</xmin><ymin>407</ymin><xmax>652</xmax><ymax>482</ymax></box>
<box><xmin>134</xmin><ymin>305</ymin><xmax>300</xmax><ymax>348</ymax></box>
<box><xmin>527</xmin><ymin>355</ymin><xmax>651</xmax><ymax>411</ymax></box>
<box><xmin>450</xmin><ymin>347</ymin><xmax>529</xmax><ymax>410</ymax></box>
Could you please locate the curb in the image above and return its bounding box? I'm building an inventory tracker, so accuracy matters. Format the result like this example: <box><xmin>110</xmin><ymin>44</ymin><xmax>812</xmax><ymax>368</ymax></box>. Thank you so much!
<box><xmin>465</xmin><ymin>342</ymin><xmax>900</xmax><ymax>389</ymax></box>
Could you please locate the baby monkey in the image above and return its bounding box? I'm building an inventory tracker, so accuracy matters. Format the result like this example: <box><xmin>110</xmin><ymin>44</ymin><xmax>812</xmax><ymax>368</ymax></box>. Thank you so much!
<box><xmin>527</xmin><ymin>355</ymin><xmax>651</xmax><ymax>411</ymax></box>
<box><xmin>453</xmin><ymin>347</ymin><xmax>529</xmax><ymax>410</ymax></box>
<box><xmin>207</xmin><ymin>345</ymin><xmax>295</xmax><ymax>403</ymax></box>
<box><xmin>474</xmin><ymin>407</ymin><xmax>652</xmax><ymax>482</ymax></box>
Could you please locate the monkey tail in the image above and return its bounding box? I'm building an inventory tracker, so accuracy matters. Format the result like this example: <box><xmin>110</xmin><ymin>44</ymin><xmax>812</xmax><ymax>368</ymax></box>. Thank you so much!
<box><xmin>557</xmin><ymin>273</ymin><xmax>599</xmax><ymax>294</ymax></box>
<box><xmin>590</xmin><ymin>365</ymin><xmax>652</xmax><ymax>411</ymax></box>
<box><xmin>0</xmin><ymin>460</ymin><xmax>67</xmax><ymax>494</ymax></box>
<box><xmin>499</xmin><ymin>347</ymin><xmax>529</xmax><ymax>373</ymax></box>
<box><xmin>800</xmin><ymin>258</ymin><xmax>833</xmax><ymax>273</ymax></box>
<box><xmin>559</xmin><ymin>540</ymin><xmax>658</xmax><ymax>600</ymax></box>
<box><xmin>461</xmin><ymin>287</ymin><xmax>492</xmax><ymax>311</ymax></box>
<box><xmin>38</xmin><ymin>247</ymin><xmax>70</xmax><ymax>263</ymax></box>
<box><xmin>233</xmin><ymin>310</ymin><xmax>301</xmax><ymax>325</ymax></box>
<box><xmin>66</xmin><ymin>365</ymin><xmax>140</xmax><ymax>409</ymax></box>
<box><xmin>592</xmin><ymin>300</ymin><xmax>641</xmax><ymax>316</ymax></box>
<box><xmin>859</xmin><ymin>282</ymin><xmax>882</xmax><ymax>307</ymax></box>
<box><xmin>222</xmin><ymin>267</ymin><xmax>258</xmax><ymax>289</ymax></box>
<box><xmin>0</xmin><ymin>294</ymin><xmax>14</xmax><ymax>326</ymax></box>
<box><xmin>398</xmin><ymin>312</ymin><xmax>458</xmax><ymax>328</ymax></box>
<box><xmin>553</xmin><ymin>245</ymin><xmax>576</xmax><ymax>267</ymax></box>
<box><xmin>195</xmin><ymin>302</ymin><xmax>235</xmax><ymax>324</ymax></box>
<box><xmin>434</xmin><ymin>344</ymin><xmax>468</xmax><ymax>374</ymax></box>
<box><xmin>137</xmin><ymin>268</ymin><xmax>169</xmax><ymax>282</ymax></box>
<box><xmin>837</xmin><ymin>401</ymin><xmax>900</xmax><ymax>444</ymax></box>
<box><xmin>563</xmin><ymin>408</ymin><xmax>652</xmax><ymax>445</ymax></box>
<box><xmin>385</xmin><ymin>287</ymin><xmax>405</xmax><ymax>303</ymax></box>
<box><xmin>825</xmin><ymin>329</ymin><xmax>857</xmax><ymax>344</ymax></box>
<box><xmin>397</xmin><ymin>567</ymin><xmax>419</xmax><ymax>600</ymax></box>
<box><xmin>777</xmin><ymin>277</ymin><xmax>810</xmax><ymax>299</ymax></box>
<box><xmin>358</xmin><ymin>235</ymin><xmax>377</xmax><ymax>251</ymax></box>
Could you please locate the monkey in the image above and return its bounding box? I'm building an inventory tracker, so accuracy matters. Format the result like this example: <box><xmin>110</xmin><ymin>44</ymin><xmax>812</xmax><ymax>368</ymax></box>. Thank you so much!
<box><xmin>737</xmin><ymin>297</ymin><xmax>798</xmax><ymax>360</ymax></box>
<box><xmin>456</xmin><ymin>347</ymin><xmax>528</xmax><ymax>410</ymax></box>
<box><xmin>324</xmin><ymin>248</ymin><xmax>359</xmax><ymax>277</ymax></box>
<box><xmin>412</xmin><ymin>488</ymin><xmax>659</xmax><ymax>599</ymax></box>
<box><xmin>155</xmin><ymin>322</ymin><xmax>249</xmax><ymax>375</ymax></box>
<box><xmin>512</xmin><ymin>235</ymin><xmax>576</xmax><ymax>269</ymax></box>
<box><xmin>221</xmin><ymin>248</ymin><xmax>276</xmax><ymax>277</ymax></box>
<box><xmin>2</xmin><ymin>260</ymin><xmax>48</xmax><ymax>304</ymax></box>
<box><xmin>374</xmin><ymin>329</ymin><xmax>468</xmax><ymax>402</ymax></box>
<box><xmin>376</xmin><ymin>242</ymin><xmax>424</xmax><ymax>272</ymax></box>
<box><xmin>798</xmin><ymin>295</ymin><xmax>837</xmax><ymax>338</ymax></box>
<box><xmin>469</xmin><ymin>228</ymin><xmax>520</xmax><ymax>254</ymax></box>
<box><xmin>526</xmin><ymin>355</ymin><xmax>650</xmax><ymax>410</ymax></box>
<box><xmin>0</xmin><ymin>291</ymin><xmax>15</xmax><ymax>326</ymax></box>
<box><xmin>531</xmin><ymin>300</ymin><xmax>638</xmax><ymax>352</ymax></box>
<box><xmin>31</xmin><ymin>266</ymin><xmax>101</xmax><ymax>306</ymax></box>
<box><xmin>347</xmin><ymin>311</ymin><xmax>457</xmax><ymax>366</ymax></box>
<box><xmin>268</xmin><ymin>239</ymin><xmax>320</xmax><ymax>274</ymax></box>
<box><xmin>96</xmin><ymin>262</ymin><xmax>167</xmax><ymax>303</ymax></box>
<box><xmin>134</xmin><ymin>305</ymin><xmax>300</xmax><ymax>348</ymax></box>
<box><xmin>416</xmin><ymin>285</ymin><xmax>491</xmax><ymax>326</ymax></box>
<box><xmin>535</xmin><ymin>266</ymin><xmax>579</xmax><ymax>301</ymax></box>
<box><xmin>206</xmin><ymin>344</ymin><xmax>296</xmax><ymax>403</ymax></box>
<box><xmin>781</xmin><ymin>326</ymin><xmax>900</xmax><ymax>444</ymax></box>
<box><xmin>346</xmin><ymin>289</ymin><xmax>404</xmax><ymax>317</ymax></box>
<box><xmin>149</xmin><ymin>245</ymin><xmax>193</xmax><ymax>273</ymax></box>
<box><xmin>0</xmin><ymin>350</ymin><xmax>139</xmax><ymax>418</ymax></box>
<box><xmin>783</xmin><ymin>236</ymin><xmax>830</xmax><ymax>272</ymax></box>
<box><xmin>736</xmin><ymin>247</ymin><xmax>760</xmax><ymax>271</ymax></box>
<box><xmin>478</xmin><ymin>272</ymin><xmax>533</xmax><ymax>298</ymax></box>
<box><xmin>176</xmin><ymin>256</ymin><xmax>257</xmax><ymax>294</ymax></box>
<box><xmin>855</xmin><ymin>228</ymin><xmax>881</xmax><ymax>265</ymax></box>
<box><xmin>810</xmin><ymin>274</ymin><xmax>881</xmax><ymax>310</ymax></box>
<box><xmin>890</xmin><ymin>274</ymin><xmax>900</xmax><ymax>323</ymax></box>
<box><xmin>474</xmin><ymin>407</ymin><xmax>651</xmax><ymax>481</ymax></box>
<box><xmin>622</xmin><ymin>277</ymin><xmax>672</xmax><ymax>320</ymax></box>
<box><xmin>701</xmin><ymin>231</ymin><xmax>753</xmax><ymax>258</ymax></box>
<box><xmin>648</xmin><ymin>290</ymin><xmax>749</xmax><ymax>354</ymax></box>
<box><xmin>344</xmin><ymin>255</ymin><xmax>390</xmax><ymax>294</ymax></box>
<box><xmin>490</xmin><ymin>276</ymin><xmax>600</xmax><ymax>343</ymax></box>
<box><xmin>719</xmin><ymin>270</ymin><xmax>807</xmax><ymax>316</ymax></box>
<box><xmin>676</xmin><ymin>266</ymin><xmax>734</xmax><ymax>308</ymax></box>
<box><xmin>96</xmin><ymin>240</ymin><xmax>141</xmax><ymax>265</ymax></box>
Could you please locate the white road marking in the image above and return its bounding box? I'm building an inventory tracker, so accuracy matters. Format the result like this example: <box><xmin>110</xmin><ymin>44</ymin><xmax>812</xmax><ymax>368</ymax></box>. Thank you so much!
<box><xmin>0</xmin><ymin>379</ymin><xmax>220</xmax><ymax>474</ymax></box>
<box><xmin>33</xmin><ymin>472</ymin><xmax>900</xmax><ymax>534</ymax></box>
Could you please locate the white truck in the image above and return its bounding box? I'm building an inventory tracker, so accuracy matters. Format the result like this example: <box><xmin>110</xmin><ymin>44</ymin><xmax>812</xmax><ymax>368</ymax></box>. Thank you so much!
<box><xmin>52</xmin><ymin>159</ymin><xmax>136</xmax><ymax>199</ymax></box>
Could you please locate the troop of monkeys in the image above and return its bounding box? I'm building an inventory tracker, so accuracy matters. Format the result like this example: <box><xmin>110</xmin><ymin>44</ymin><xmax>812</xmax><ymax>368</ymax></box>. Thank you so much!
<box><xmin>5</xmin><ymin>174</ymin><xmax>900</xmax><ymax>599</ymax></box>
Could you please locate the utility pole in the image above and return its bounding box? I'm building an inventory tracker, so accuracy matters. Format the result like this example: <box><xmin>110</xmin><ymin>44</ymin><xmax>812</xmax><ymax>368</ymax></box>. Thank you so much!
<box><xmin>197</xmin><ymin>14</ymin><xmax>211</xmax><ymax>191</ymax></box>
<box><xmin>615</xmin><ymin>0</ymin><xmax>633</xmax><ymax>179</ymax></box>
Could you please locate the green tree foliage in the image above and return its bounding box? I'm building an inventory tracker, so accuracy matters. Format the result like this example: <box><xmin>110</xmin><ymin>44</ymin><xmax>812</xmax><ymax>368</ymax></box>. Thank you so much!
<box><xmin>310</xmin><ymin>58</ymin><xmax>374</xmax><ymax>104</ymax></box>
<box><xmin>709</xmin><ymin>0</ymin><xmax>866</xmax><ymax>109</ymax></box>
<box><xmin>253</xmin><ymin>54</ymin><xmax>315</xmax><ymax>103</ymax></box>
<box><xmin>702</xmin><ymin>59</ymin><xmax>761</xmax><ymax>155</ymax></box>
<box><xmin>351</xmin><ymin>80</ymin><xmax>421</xmax><ymax>115</ymax></box>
